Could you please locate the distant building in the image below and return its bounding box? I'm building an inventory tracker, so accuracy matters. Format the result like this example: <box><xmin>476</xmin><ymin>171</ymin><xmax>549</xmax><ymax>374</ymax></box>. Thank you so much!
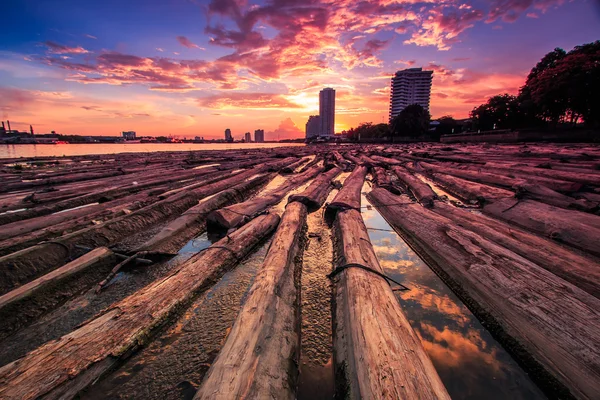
<box><xmin>389</xmin><ymin>67</ymin><xmax>433</xmax><ymax>122</ymax></box>
<box><xmin>122</xmin><ymin>131</ymin><xmax>136</xmax><ymax>140</ymax></box>
<box><xmin>244</xmin><ymin>132</ymin><xmax>251</xmax><ymax>142</ymax></box>
<box><xmin>0</xmin><ymin>122</ymin><xmax>5</xmax><ymax>136</ymax></box>
<box><xmin>305</xmin><ymin>115</ymin><xmax>321</xmax><ymax>139</ymax></box>
<box><xmin>225</xmin><ymin>128</ymin><xmax>233</xmax><ymax>142</ymax></box>
<box><xmin>319</xmin><ymin>88</ymin><xmax>335</xmax><ymax>137</ymax></box>
<box><xmin>254</xmin><ymin>129</ymin><xmax>264</xmax><ymax>143</ymax></box>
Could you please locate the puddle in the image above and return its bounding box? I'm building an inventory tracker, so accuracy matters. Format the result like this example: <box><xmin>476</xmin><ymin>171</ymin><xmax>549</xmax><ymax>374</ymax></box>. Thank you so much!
<box><xmin>360</xmin><ymin>184</ymin><xmax>545</xmax><ymax>400</ymax></box>
<box><xmin>296</xmin><ymin>173</ymin><xmax>349</xmax><ymax>400</ymax></box>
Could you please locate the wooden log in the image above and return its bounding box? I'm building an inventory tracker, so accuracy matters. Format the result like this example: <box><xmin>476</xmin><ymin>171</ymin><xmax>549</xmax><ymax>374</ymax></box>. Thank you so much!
<box><xmin>484</xmin><ymin>162</ymin><xmax>600</xmax><ymax>186</ymax></box>
<box><xmin>343</xmin><ymin>152</ymin><xmax>363</xmax><ymax>166</ymax></box>
<box><xmin>0</xmin><ymin>169</ymin><xmax>126</xmax><ymax>193</ymax></box>
<box><xmin>430</xmin><ymin>201</ymin><xmax>600</xmax><ymax>298</ymax></box>
<box><xmin>428</xmin><ymin>172</ymin><xmax>513</xmax><ymax>205</ymax></box>
<box><xmin>287</xmin><ymin>167</ymin><xmax>342</xmax><ymax>211</ymax></box>
<box><xmin>369</xmin><ymin>154</ymin><xmax>403</xmax><ymax>166</ymax></box>
<box><xmin>392</xmin><ymin>166</ymin><xmax>435</xmax><ymax>207</ymax></box>
<box><xmin>325</xmin><ymin>165</ymin><xmax>368</xmax><ymax>220</ymax></box>
<box><xmin>371</xmin><ymin>166</ymin><xmax>401</xmax><ymax>195</ymax></box>
<box><xmin>280</xmin><ymin>157</ymin><xmax>308</xmax><ymax>174</ymax></box>
<box><xmin>196</xmin><ymin>201</ymin><xmax>307</xmax><ymax>400</ymax></box>
<box><xmin>514</xmin><ymin>183</ymin><xmax>596</xmax><ymax>212</ymax></box>
<box><xmin>0</xmin><ymin>168</ymin><xmax>267</xmax><ymax>295</ymax></box>
<box><xmin>0</xmin><ymin>247</ymin><xmax>117</xmax><ymax>340</ymax></box>
<box><xmin>0</xmin><ymin>213</ymin><xmax>280</xmax><ymax>400</ymax></box>
<box><xmin>367</xmin><ymin>187</ymin><xmax>600</xmax><ymax>400</ymax></box>
<box><xmin>419</xmin><ymin>161</ymin><xmax>582</xmax><ymax>193</ymax></box>
<box><xmin>332</xmin><ymin>151</ymin><xmax>351</xmax><ymax>171</ymax></box>
<box><xmin>207</xmin><ymin>165</ymin><xmax>322</xmax><ymax>231</ymax></box>
<box><xmin>331</xmin><ymin>207</ymin><xmax>449</xmax><ymax>399</ymax></box>
<box><xmin>137</xmin><ymin>173</ymin><xmax>273</xmax><ymax>254</ymax></box>
<box><xmin>483</xmin><ymin>198</ymin><xmax>600</xmax><ymax>256</ymax></box>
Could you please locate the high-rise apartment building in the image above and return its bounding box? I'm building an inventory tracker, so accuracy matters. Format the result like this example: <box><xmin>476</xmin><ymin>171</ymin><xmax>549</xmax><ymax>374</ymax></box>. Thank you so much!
<box><xmin>225</xmin><ymin>128</ymin><xmax>232</xmax><ymax>142</ymax></box>
<box><xmin>389</xmin><ymin>68</ymin><xmax>433</xmax><ymax>122</ymax></box>
<box><xmin>244</xmin><ymin>132</ymin><xmax>251</xmax><ymax>142</ymax></box>
<box><xmin>319</xmin><ymin>88</ymin><xmax>335</xmax><ymax>137</ymax></box>
<box><xmin>254</xmin><ymin>129</ymin><xmax>264</xmax><ymax>143</ymax></box>
<box><xmin>305</xmin><ymin>115</ymin><xmax>321</xmax><ymax>139</ymax></box>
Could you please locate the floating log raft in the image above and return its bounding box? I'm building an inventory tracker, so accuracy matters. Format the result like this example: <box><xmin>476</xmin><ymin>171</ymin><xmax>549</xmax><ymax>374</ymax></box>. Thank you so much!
<box><xmin>287</xmin><ymin>167</ymin><xmax>341</xmax><ymax>211</ymax></box>
<box><xmin>330</xmin><ymin>182</ymin><xmax>449</xmax><ymax>398</ymax></box>
<box><xmin>196</xmin><ymin>201</ymin><xmax>308</xmax><ymax>400</ymax></box>
<box><xmin>0</xmin><ymin>213</ymin><xmax>280</xmax><ymax>400</ymax></box>
<box><xmin>367</xmin><ymin>187</ymin><xmax>600</xmax><ymax>399</ymax></box>
<box><xmin>0</xmin><ymin>168</ymin><xmax>266</xmax><ymax>295</ymax></box>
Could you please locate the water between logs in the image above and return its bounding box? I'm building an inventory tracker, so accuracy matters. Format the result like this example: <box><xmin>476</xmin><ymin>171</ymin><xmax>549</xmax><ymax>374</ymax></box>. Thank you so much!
<box><xmin>54</xmin><ymin>172</ymin><xmax>545</xmax><ymax>400</ymax></box>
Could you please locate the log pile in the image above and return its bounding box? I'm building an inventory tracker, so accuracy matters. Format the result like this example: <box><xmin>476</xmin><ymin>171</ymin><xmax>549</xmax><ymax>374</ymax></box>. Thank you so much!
<box><xmin>0</xmin><ymin>142</ymin><xmax>599</xmax><ymax>400</ymax></box>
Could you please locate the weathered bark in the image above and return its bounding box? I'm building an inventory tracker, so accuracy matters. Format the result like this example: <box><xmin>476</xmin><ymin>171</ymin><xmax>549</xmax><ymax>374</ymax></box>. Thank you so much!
<box><xmin>0</xmin><ymin>168</ymin><xmax>265</xmax><ymax>295</ymax></box>
<box><xmin>420</xmin><ymin>161</ymin><xmax>582</xmax><ymax>193</ymax></box>
<box><xmin>287</xmin><ymin>167</ymin><xmax>341</xmax><ymax>211</ymax></box>
<box><xmin>343</xmin><ymin>152</ymin><xmax>363</xmax><ymax>166</ymax></box>
<box><xmin>331</xmin><ymin>207</ymin><xmax>449</xmax><ymax>399</ymax></box>
<box><xmin>483</xmin><ymin>198</ymin><xmax>600</xmax><ymax>256</ymax></box>
<box><xmin>332</xmin><ymin>151</ymin><xmax>351</xmax><ymax>170</ymax></box>
<box><xmin>207</xmin><ymin>165</ymin><xmax>322</xmax><ymax>231</ymax></box>
<box><xmin>0</xmin><ymin>213</ymin><xmax>280</xmax><ymax>400</ymax></box>
<box><xmin>371</xmin><ymin>167</ymin><xmax>401</xmax><ymax>194</ymax></box>
<box><xmin>280</xmin><ymin>157</ymin><xmax>308</xmax><ymax>174</ymax></box>
<box><xmin>369</xmin><ymin>154</ymin><xmax>403</xmax><ymax>166</ymax></box>
<box><xmin>137</xmin><ymin>173</ymin><xmax>274</xmax><ymax>254</ymax></box>
<box><xmin>196</xmin><ymin>202</ymin><xmax>307</xmax><ymax>400</ymax></box>
<box><xmin>484</xmin><ymin>162</ymin><xmax>600</xmax><ymax>186</ymax></box>
<box><xmin>325</xmin><ymin>165</ymin><xmax>368</xmax><ymax>220</ymax></box>
<box><xmin>368</xmin><ymin>187</ymin><xmax>600</xmax><ymax>400</ymax></box>
<box><xmin>392</xmin><ymin>166</ymin><xmax>435</xmax><ymax>207</ymax></box>
<box><xmin>0</xmin><ymin>247</ymin><xmax>117</xmax><ymax>340</ymax></box>
<box><xmin>431</xmin><ymin>201</ymin><xmax>600</xmax><ymax>298</ymax></box>
<box><xmin>1</xmin><ymin>169</ymin><xmax>126</xmax><ymax>193</ymax></box>
<box><xmin>429</xmin><ymin>172</ymin><xmax>514</xmax><ymax>205</ymax></box>
<box><xmin>514</xmin><ymin>183</ymin><xmax>596</xmax><ymax>211</ymax></box>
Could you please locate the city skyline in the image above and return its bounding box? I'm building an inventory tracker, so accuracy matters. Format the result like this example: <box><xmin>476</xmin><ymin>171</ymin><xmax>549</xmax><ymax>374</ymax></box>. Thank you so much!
<box><xmin>1</xmin><ymin>1</ymin><xmax>598</xmax><ymax>138</ymax></box>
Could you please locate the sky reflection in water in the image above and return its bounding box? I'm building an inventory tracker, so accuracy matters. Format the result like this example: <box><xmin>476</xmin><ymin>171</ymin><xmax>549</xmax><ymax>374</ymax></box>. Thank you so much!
<box><xmin>361</xmin><ymin>190</ymin><xmax>545</xmax><ymax>400</ymax></box>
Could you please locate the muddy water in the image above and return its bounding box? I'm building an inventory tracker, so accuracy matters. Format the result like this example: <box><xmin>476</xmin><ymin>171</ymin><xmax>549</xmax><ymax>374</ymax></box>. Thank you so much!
<box><xmin>84</xmin><ymin>233</ymin><xmax>272</xmax><ymax>400</ymax></box>
<box><xmin>296</xmin><ymin>171</ymin><xmax>349</xmax><ymax>400</ymax></box>
<box><xmin>360</xmin><ymin>185</ymin><xmax>545</xmax><ymax>400</ymax></box>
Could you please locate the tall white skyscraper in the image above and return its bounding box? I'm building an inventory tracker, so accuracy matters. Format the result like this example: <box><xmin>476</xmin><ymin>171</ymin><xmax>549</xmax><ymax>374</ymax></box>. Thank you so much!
<box><xmin>389</xmin><ymin>68</ymin><xmax>433</xmax><ymax>122</ymax></box>
<box><xmin>319</xmin><ymin>88</ymin><xmax>335</xmax><ymax>136</ymax></box>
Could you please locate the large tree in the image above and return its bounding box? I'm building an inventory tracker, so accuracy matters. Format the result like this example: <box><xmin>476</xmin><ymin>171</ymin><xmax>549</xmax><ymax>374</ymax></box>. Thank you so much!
<box><xmin>470</xmin><ymin>94</ymin><xmax>522</xmax><ymax>131</ymax></box>
<box><xmin>390</xmin><ymin>104</ymin><xmax>431</xmax><ymax>138</ymax></box>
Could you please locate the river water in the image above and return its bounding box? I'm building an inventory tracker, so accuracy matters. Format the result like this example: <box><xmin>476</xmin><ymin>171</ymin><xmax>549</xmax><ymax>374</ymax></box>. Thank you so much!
<box><xmin>0</xmin><ymin>143</ymin><xmax>305</xmax><ymax>159</ymax></box>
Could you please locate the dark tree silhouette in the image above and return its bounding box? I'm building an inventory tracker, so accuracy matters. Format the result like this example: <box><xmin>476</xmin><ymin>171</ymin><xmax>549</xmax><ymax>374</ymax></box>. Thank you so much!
<box><xmin>390</xmin><ymin>104</ymin><xmax>430</xmax><ymax>138</ymax></box>
<box><xmin>470</xmin><ymin>94</ymin><xmax>522</xmax><ymax>131</ymax></box>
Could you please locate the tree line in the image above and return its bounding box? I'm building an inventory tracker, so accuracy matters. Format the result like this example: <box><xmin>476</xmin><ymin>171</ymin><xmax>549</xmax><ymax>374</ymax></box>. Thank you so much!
<box><xmin>341</xmin><ymin>40</ymin><xmax>599</xmax><ymax>141</ymax></box>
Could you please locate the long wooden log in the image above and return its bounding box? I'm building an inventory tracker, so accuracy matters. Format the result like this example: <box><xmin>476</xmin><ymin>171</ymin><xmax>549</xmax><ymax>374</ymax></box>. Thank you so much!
<box><xmin>331</xmin><ymin>207</ymin><xmax>449</xmax><ymax>399</ymax></box>
<box><xmin>196</xmin><ymin>201</ymin><xmax>307</xmax><ymax>399</ymax></box>
<box><xmin>419</xmin><ymin>161</ymin><xmax>582</xmax><ymax>193</ymax></box>
<box><xmin>514</xmin><ymin>183</ymin><xmax>596</xmax><ymax>211</ymax></box>
<box><xmin>0</xmin><ymin>168</ymin><xmax>267</xmax><ymax>295</ymax></box>
<box><xmin>0</xmin><ymin>213</ymin><xmax>280</xmax><ymax>400</ymax></box>
<box><xmin>367</xmin><ymin>187</ymin><xmax>600</xmax><ymax>400</ymax></box>
<box><xmin>392</xmin><ymin>166</ymin><xmax>435</xmax><ymax>207</ymax></box>
<box><xmin>287</xmin><ymin>167</ymin><xmax>341</xmax><ymax>211</ymax></box>
<box><xmin>371</xmin><ymin>166</ymin><xmax>401</xmax><ymax>195</ymax></box>
<box><xmin>137</xmin><ymin>173</ymin><xmax>273</xmax><ymax>254</ymax></box>
<box><xmin>0</xmin><ymin>247</ymin><xmax>117</xmax><ymax>340</ymax></box>
<box><xmin>430</xmin><ymin>201</ymin><xmax>600</xmax><ymax>298</ymax></box>
<box><xmin>483</xmin><ymin>162</ymin><xmax>600</xmax><ymax>186</ymax></box>
<box><xmin>207</xmin><ymin>165</ymin><xmax>322</xmax><ymax>231</ymax></box>
<box><xmin>483</xmin><ymin>198</ymin><xmax>600</xmax><ymax>256</ymax></box>
<box><xmin>325</xmin><ymin>165</ymin><xmax>368</xmax><ymax>220</ymax></box>
<box><xmin>428</xmin><ymin>172</ymin><xmax>513</xmax><ymax>205</ymax></box>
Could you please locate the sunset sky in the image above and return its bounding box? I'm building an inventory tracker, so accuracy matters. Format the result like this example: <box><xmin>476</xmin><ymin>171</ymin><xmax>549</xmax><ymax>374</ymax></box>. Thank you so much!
<box><xmin>1</xmin><ymin>0</ymin><xmax>598</xmax><ymax>139</ymax></box>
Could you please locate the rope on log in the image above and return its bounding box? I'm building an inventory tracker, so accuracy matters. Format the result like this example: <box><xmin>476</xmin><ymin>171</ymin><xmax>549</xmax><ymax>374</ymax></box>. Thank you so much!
<box><xmin>328</xmin><ymin>262</ymin><xmax>410</xmax><ymax>291</ymax></box>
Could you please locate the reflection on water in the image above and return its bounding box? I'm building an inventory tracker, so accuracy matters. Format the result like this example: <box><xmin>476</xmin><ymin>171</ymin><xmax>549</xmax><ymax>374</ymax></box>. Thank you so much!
<box><xmin>0</xmin><ymin>143</ymin><xmax>305</xmax><ymax>159</ymax></box>
<box><xmin>360</xmin><ymin>187</ymin><xmax>545</xmax><ymax>400</ymax></box>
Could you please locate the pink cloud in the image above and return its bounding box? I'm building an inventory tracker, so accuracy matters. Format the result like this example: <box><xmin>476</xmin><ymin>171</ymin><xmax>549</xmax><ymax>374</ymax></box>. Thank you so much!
<box><xmin>176</xmin><ymin>36</ymin><xmax>205</xmax><ymax>50</ymax></box>
<box><xmin>267</xmin><ymin>117</ymin><xmax>303</xmax><ymax>140</ymax></box>
<box><xmin>44</xmin><ymin>41</ymin><xmax>90</xmax><ymax>54</ymax></box>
